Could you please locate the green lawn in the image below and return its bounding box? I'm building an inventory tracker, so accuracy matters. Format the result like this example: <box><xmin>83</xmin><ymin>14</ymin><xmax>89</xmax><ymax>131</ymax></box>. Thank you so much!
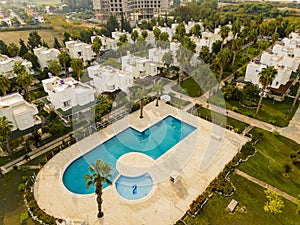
<box><xmin>171</xmin><ymin>77</ymin><xmax>203</xmax><ymax>97</ymax></box>
<box><xmin>239</xmin><ymin>127</ymin><xmax>300</xmax><ymax>198</ymax></box>
<box><xmin>197</xmin><ymin>106</ymin><xmax>249</xmax><ymax>133</ymax></box>
<box><xmin>183</xmin><ymin>174</ymin><xmax>299</xmax><ymax>225</ymax></box>
<box><xmin>0</xmin><ymin>170</ymin><xmax>38</xmax><ymax>225</ymax></box>
<box><xmin>210</xmin><ymin>95</ymin><xmax>298</xmax><ymax>127</ymax></box>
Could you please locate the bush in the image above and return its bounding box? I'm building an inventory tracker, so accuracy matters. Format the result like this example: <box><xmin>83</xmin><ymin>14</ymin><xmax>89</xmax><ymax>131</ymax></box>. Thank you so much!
<box><xmin>13</xmin><ymin>165</ymin><xmax>18</xmax><ymax>170</ymax></box>
<box><xmin>239</xmin><ymin>142</ymin><xmax>255</xmax><ymax>160</ymax></box>
<box><xmin>20</xmin><ymin>212</ymin><xmax>28</xmax><ymax>223</ymax></box>
<box><xmin>272</xmin><ymin>131</ymin><xmax>280</xmax><ymax>136</ymax></box>
<box><xmin>189</xmin><ymin>194</ymin><xmax>207</xmax><ymax>214</ymax></box>
<box><xmin>18</xmin><ymin>183</ymin><xmax>26</xmax><ymax>192</ymax></box>
<box><xmin>232</xmin><ymin>106</ymin><xmax>239</xmax><ymax>112</ymax></box>
<box><xmin>19</xmin><ymin>165</ymin><xmax>29</xmax><ymax>172</ymax></box>
<box><xmin>284</xmin><ymin>164</ymin><xmax>291</xmax><ymax>173</ymax></box>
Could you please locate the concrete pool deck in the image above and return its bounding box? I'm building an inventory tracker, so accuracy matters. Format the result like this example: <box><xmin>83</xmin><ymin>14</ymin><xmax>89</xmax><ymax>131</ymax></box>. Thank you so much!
<box><xmin>34</xmin><ymin>102</ymin><xmax>248</xmax><ymax>225</ymax></box>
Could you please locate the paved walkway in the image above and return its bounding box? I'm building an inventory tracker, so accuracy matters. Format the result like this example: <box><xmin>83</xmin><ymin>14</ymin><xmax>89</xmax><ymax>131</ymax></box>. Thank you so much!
<box><xmin>235</xmin><ymin>169</ymin><xmax>298</xmax><ymax>204</ymax></box>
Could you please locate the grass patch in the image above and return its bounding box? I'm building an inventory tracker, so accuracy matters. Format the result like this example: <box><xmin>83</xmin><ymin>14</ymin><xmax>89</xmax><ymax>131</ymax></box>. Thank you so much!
<box><xmin>239</xmin><ymin>127</ymin><xmax>300</xmax><ymax>198</ymax></box>
<box><xmin>171</xmin><ymin>77</ymin><xmax>203</xmax><ymax>97</ymax></box>
<box><xmin>196</xmin><ymin>106</ymin><xmax>248</xmax><ymax>133</ymax></box>
<box><xmin>184</xmin><ymin>174</ymin><xmax>299</xmax><ymax>225</ymax></box>
<box><xmin>209</xmin><ymin>95</ymin><xmax>298</xmax><ymax>127</ymax></box>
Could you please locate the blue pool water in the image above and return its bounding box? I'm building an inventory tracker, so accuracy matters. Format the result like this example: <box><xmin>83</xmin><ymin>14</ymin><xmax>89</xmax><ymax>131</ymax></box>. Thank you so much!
<box><xmin>63</xmin><ymin>116</ymin><xmax>196</xmax><ymax>195</ymax></box>
<box><xmin>115</xmin><ymin>173</ymin><xmax>153</xmax><ymax>200</ymax></box>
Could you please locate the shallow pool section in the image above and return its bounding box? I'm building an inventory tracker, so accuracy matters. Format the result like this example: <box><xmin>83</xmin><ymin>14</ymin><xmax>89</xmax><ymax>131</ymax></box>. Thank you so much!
<box><xmin>115</xmin><ymin>173</ymin><xmax>153</xmax><ymax>200</ymax></box>
<box><xmin>63</xmin><ymin>115</ymin><xmax>196</xmax><ymax>195</ymax></box>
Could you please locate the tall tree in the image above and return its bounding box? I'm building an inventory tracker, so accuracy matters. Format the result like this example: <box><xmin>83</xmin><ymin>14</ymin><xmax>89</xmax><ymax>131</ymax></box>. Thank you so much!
<box><xmin>0</xmin><ymin>74</ymin><xmax>10</xmax><ymax>96</ymax></box>
<box><xmin>7</xmin><ymin>43</ymin><xmax>19</xmax><ymax>57</ymax></box>
<box><xmin>136</xmin><ymin>87</ymin><xmax>147</xmax><ymax>118</ymax></box>
<box><xmin>63</xmin><ymin>31</ymin><xmax>71</xmax><ymax>45</ymax></box>
<box><xmin>220</xmin><ymin>25</ymin><xmax>230</xmax><ymax>50</ymax></box>
<box><xmin>290</xmin><ymin>68</ymin><xmax>300</xmax><ymax>112</ymax></box>
<box><xmin>27</xmin><ymin>31</ymin><xmax>42</xmax><ymax>51</ymax></box>
<box><xmin>23</xmin><ymin>52</ymin><xmax>39</xmax><ymax>70</ymax></box>
<box><xmin>255</xmin><ymin>66</ymin><xmax>277</xmax><ymax>116</ymax></box>
<box><xmin>70</xmin><ymin>58</ymin><xmax>84</xmax><ymax>81</ymax></box>
<box><xmin>0</xmin><ymin>40</ymin><xmax>8</xmax><ymax>55</ymax></box>
<box><xmin>84</xmin><ymin>160</ymin><xmax>112</xmax><ymax>218</ymax></box>
<box><xmin>16</xmin><ymin>70</ymin><xmax>33</xmax><ymax>101</ymax></box>
<box><xmin>190</xmin><ymin>24</ymin><xmax>201</xmax><ymax>37</ymax></box>
<box><xmin>0</xmin><ymin>116</ymin><xmax>14</xmax><ymax>159</ymax></box>
<box><xmin>216</xmin><ymin>49</ymin><xmax>231</xmax><ymax>89</ymax></box>
<box><xmin>162</xmin><ymin>51</ymin><xmax>174</xmax><ymax>68</ymax></box>
<box><xmin>13</xmin><ymin>62</ymin><xmax>26</xmax><ymax>76</ymax></box>
<box><xmin>152</xmin><ymin>81</ymin><xmax>164</xmax><ymax>107</ymax></box>
<box><xmin>58</xmin><ymin>51</ymin><xmax>71</xmax><ymax>74</ymax></box>
<box><xmin>141</xmin><ymin>30</ymin><xmax>148</xmax><ymax>40</ymax></box>
<box><xmin>53</xmin><ymin>37</ymin><xmax>61</xmax><ymax>49</ymax></box>
<box><xmin>48</xmin><ymin>60</ymin><xmax>62</xmax><ymax>76</ymax></box>
<box><xmin>232</xmin><ymin>19</ymin><xmax>241</xmax><ymax>37</ymax></box>
<box><xmin>19</xmin><ymin>39</ymin><xmax>28</xmax><ymax>57</ymax></box>
<box><xmin>199</xmin><ymin>46</ymin><xmax>210</xmax><ymax>64</ymax></box>
<box><xmin>105</xmin><ymin>15</ymin><xmax>120</xmax><ymax>37</ymax></box>
<box><xmin>153</xmin><ymin>27</ymin><xmax>161</xmax><ymax>42</ymax></box>
<box><xmin>91</xmin><ymin>36</ymin><xmax>102</xmax><ymax>58</ymax></box>
<box><xmin>117</xmin><ymin>34</ymin><xmax>128</xmax><ymax>47</ymax></box>
<box><xmin>131</xmin><ymin>30</ymin><xmax>139</xmax><ymax>43</ymax></box>
<box><xmin>232</xmin><ymin>37</ymin><xmax>243</xmax><ymax>66</ymax></box>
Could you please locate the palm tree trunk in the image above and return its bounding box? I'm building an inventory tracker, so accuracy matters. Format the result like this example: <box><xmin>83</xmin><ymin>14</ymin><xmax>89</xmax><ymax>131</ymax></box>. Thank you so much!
<box><xmin>255</xmin><ymin>88</ymin><xmax>265</xmax><ymax>117</ymax></box>
<box><xmin>290</xmin><ymin>85</ymin><xmax>300</xmax><ymax>112</ymax></box>
<box><xmin>140</xmin><ymin>98</ymin><xmax>144</xmax><ymax>118</ymax></box>
<box><xmin>156</xmin><ymin>94</ymin><xmax>159</xmax><ymax>107</ymax></box>
<box><xmin>96</xmin><ymin>181</ymin><xmax>104</xmax><ymax>218</ymax></box>
<box><xmin>232</xmin><ymin>52</ymin><xmax>236</xmax><ymax>66</ymax></box>
<box><xmin>217</xmin><ymin>68</ymin><xmax>223</xmax><ymax>90</ymax></box>
<box><xmin>5</xmin><ymin>137</ymin><xmax>13</xmax><ymax>159</ymax></box>
<box><xmin>77</xmin><ymin>71</ymin><xmax>81</xmax><ymax>81</ymax></box>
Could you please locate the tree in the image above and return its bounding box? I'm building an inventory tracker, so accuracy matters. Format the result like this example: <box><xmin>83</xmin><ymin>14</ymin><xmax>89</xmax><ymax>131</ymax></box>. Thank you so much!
<box><xmin>131</xmin><ymin>30</ymin><xmax>139</xmax><ymax>43</ymax></box>
<box><xmin>0</xmin><ymin>74</ymin><xmax>10</xmax><ymax>96</ymax></box>
<box><xmin>27</xmin><ymin>31</ymin><xmax>42</xmax><ymax>51</ymax></box>
<box><xmin>91</xmin><ymin>36</ymin><xmax>102</xmax><ymax>58</ymax></box>
<box><xmin>290</xmin><ymin>68</ymin><xmax>300</xmax><ymax>112</ymax></box>
<box><xmin>159</xmin><ymin>32</ymin><xmax>169</xmax><ymax>42</ymax></box>
<box><xmin>162</xmin><ymin>51</ymin><xmax>174</xmax><ymax>68</ymax></box>
<box><xmin>242</xmin><ymin>82</ymin><xmax>259</xmax><ymax>102</ymax></box>
<box><xmin>104</xmin><ymin>15</ymin><xmax>120</xmax><ymax>37</ymax></box>
<box><xmin>48</xmin><ymin>60</ymin><xmax>62</xmax><ymax>76</ymax></box>
<box><xmin>58</xmin><ymin>51</ymin><xmax>71</xmax><ymax>74</ymax></box>
<box><xmin>180</xmin><ymin>35</ymin><xmax>196</xmax><ymax>53</ymax></box>
<box><xmin>63</xmin><ymin>31</ymin><xmax>71</xmax><ymax>44</ymax></box>
<box><xmin>271</xmin><ymin>32</ymin><xmax>279</xmax><ymax>44</ymax></box>
<box><xmin>23</xmin><ymin>52</ymin><xmax>40</xmax><ymax>70</ymax></box>
<box><xmin>140</xmin><ymin>20</ymin><xmax>148</xmax><ymax>30</ymax></box>
<box><xmin>117</xmin><ymin>34</ymin><xmax>128</xmax><ymax>47</ymax></box>
<box><xmin>136</xmin><ymin>87</ymin><xmax>147</xmax><ymax>118</ymax></box>
<box><xmin>190</xmin><ymin>24</ymin><xmax>201</xmax><ymax>37</ymax></box>
<box><xmin>141</xmin><ymin>30</ymin><xmax>148</xmax><ymax>40</ymax></box>
<box><xmin>173</xmin><ymin>23</ymin><xmax>186</xmax><ymax>42</ymax></box>
<box><xmin>232</xmin><ymin>19</ymin><xmax>241</xmax><ymax>37</ymax></box>
<box><xmin>220</xmin><ymin>25</ymin><xmax>230</xmax><ymax>50</ymax></box>
<box><xmin>255</xmin><ymin>66</ymin><xmax>277</xmax><ymax>116</ymax></box>
<box><xmin>70</xmin><ymin>58</ymin><xmax>84</xmax><ymax>81</ymax></box>
<box><xmin>7</xmin><ymin>43</ymin><xmax>19</xmax><ymax>57</ymax></box>
<box><xmin>152</xmin><ymin>81</ymin><xmax>164</xmax><ymax>107</ymax></box>
<box><xmin>19</xmin><ymin>39</ymin><xmax>28</xmax><ymax>57</ymax></box>
<box><xmin>13</xmin><ymin>62</ymin><xmax>26</xmax><ymax>76</ymax></box>
<box><xmin>16</xmin><ymin>70</ymin><xmax>33</xmax><ymax>101</ymax></box>
<box><xmin>84</xmin><ymin>160</ymin><xmax>112</xmax><ymax>218</ymax></box>
<box><xmin>0</xmin><ymin>40</ymin><xmax>8</xmax><ymax>55</ymax></box>
<box><xmin>215</xmin><ymin>49</ymin><xmax>231</xmax><ymax>89</ymax></box>
<box><xmin>199</xmin><ymin>46</ymin><xmax>210</xmax><ymax>64</ymax></box>
<box><xmin>212</xmin><ymin>40</ymin><xmax>222</xmax><ymax>55</ymax></box>
<box><xmin>41</xmin><ymin>39</ymin><xmax>49</xmax><ymax>48</ymax></box>
<box><xmin>0</xmin><ymin>116</ymin><xmax>14</xmax><ymax>159</ymax></box>
<box><xmin>53</xmin><ymin>37</ymin><xmax>61</xmax><ymax>49</ymax></box>
<box><xmin>153</xmin><ymin>27</ymin><xmax>161</xmax><ymax>42</ymax></box>
<box><xmin>232</xmin><ymin>37</ymin><xmax>243</xmax><ymax>66</ymax></box>
<box><xmin>264</xmin><ymin>190</ymin><xmax>285</xmax><ymax>214</ymax></box>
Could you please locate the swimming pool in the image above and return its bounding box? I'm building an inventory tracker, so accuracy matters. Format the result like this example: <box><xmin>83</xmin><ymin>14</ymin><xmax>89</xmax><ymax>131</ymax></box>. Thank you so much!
<box><xmin>115</xmin><ymin>173</ymin><xmax>153</xmax><ymax>200</ymax></box>
<box><xmin>63</xmin><ymin>115</ymin><xmax>196</xmax><ymax>195</ymax></box>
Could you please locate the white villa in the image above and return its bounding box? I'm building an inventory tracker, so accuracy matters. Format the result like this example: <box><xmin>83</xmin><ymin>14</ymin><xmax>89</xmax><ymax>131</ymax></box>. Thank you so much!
<box><xmin>121</xmin><ymin>53</ymin><xmax>158</xmax><ymax>79</ymax></box>
<box><xmin>87</xmin><ymin>65</ymin><xmax>133</xmax><ymax>93</ymax></box>
<box><xmin>0</xmin><ymin>93</ymin><xmax>41</xmax><ymax>131</ymax></box>
<box><xmin>33</xmin><ymin>47</ymin><xmax>60</xmax><ymax>69</ymax></box>
<box><xmin>148</xmin><ymin>47</ymin><xmax>169</xmax><ymax>63</ymax></box>
<box><xmin>111</xmin><ymin>31</ymin><xmax>132</xmax><ymax>44</ymax></box>
<box><xmin>42</xmin><ymin>76</ymin><xmax>95</xmax><ymax>121</ymax></box>
<box><xmin>65</xmin><ymin>40</ymin><xmax>95</xmax><ymax>63</ymax></box>
<box><xmin>91</xmin><ymin>35</ymin><xmax>118</xmax><ymax>51</ymax></box>
<box><xmin>0</xmin><ymin>54</ymin><xmax>32</xmax><ymax>79</ymax></box>
<box><xmin>185</xmin><ymin>20</ymin><xmax>204</xmax><ymax>34</ymax></box>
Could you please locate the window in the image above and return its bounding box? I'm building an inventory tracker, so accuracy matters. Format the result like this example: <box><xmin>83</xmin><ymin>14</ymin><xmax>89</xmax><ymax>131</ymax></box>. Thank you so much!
<box><xmin>63</xmin><ymin>101</ymin><xmax>70</xmax><ymax>107</ymax></box>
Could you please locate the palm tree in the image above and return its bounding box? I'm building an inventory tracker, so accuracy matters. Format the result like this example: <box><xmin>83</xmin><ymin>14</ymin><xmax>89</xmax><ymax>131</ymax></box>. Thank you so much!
<box><xmin>13</xmin><ymin>62</ymin><xmax>26</xmax><ymax>76</ymax></box>
<box><xmin>232</xmin><ymin>37</ymin><xmax>243</xmax><ymax>66</ymax></box>
<box><xmin>0</xmin><ymin>74</ymin><xmax>10</xmax><ymax>96</ymax></box>
<box><xmin>136</xmin><ymin>87</ymin><xmax>147</xmax><ymax>118</ymax></box>
<box><xmin>16</xmin><ymin>71</ymin><xmax>33</xmax><ymax>101</ymax></box>
<box><xmin>220</xmin><ymin>26</ymin><xmax>230</xmax><ymax>50</ymax></box>
<box><xmin>216</xmin><ymin>49</ymin><xmax>231</xmax><ymax>89</ymax></box>
<box><xmin>70</xmin><ymin>58</ymin><xmax>84</xmax><ymax>81</ymax></box>
<box><xmin>58</xmin><ymin>51</ymin><xmax>71</xmax><ymax>75</ymax></box>
<box><xmin>91</xmin><ymin>36</ymin><xmax>102</xmax><ymax>58</ymax></box>
<box><xmin>0</xmin><ymin>116</ymin><xmax>14</xmax><ymax>159</ymax></box>
<box><xmin>162</xmin><ymin>51</ymin><xmax>174</xmax><ymax>68</ymax></box>
<box><xmin>255</xmin><ymin>66</ymin><xmax>278</xmax><ymax>116</ymax></box>
<box><xmin>84</xmin><ymin>160</ymin><xmax>112</xmax><ymax>218</ymax></box>
<box><xmin>152</xmin><ymin>81</ymin><xmax>164</xmax><ymax>107</ymax></box>
<box><xmin>131</xmin><ymin>30</ymin><xmax>139</xmax><ymax>43</ymax></box>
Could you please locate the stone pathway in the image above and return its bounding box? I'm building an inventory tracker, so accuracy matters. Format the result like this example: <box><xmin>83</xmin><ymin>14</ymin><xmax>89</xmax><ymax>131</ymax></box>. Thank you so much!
<box><xmin>235</xmin><ymin>169</ymin><xmax>298</xmax><ymax>204</ymax></box>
